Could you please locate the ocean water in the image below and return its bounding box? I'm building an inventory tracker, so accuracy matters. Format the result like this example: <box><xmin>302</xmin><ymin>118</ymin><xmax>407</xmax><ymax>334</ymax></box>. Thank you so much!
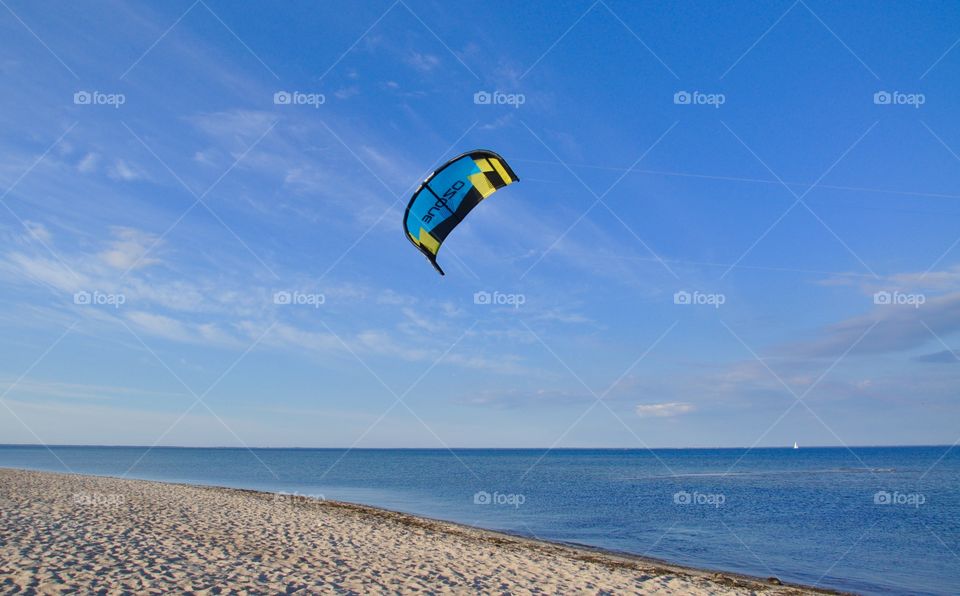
<box><xmin>0</xmin><ymin>446</ymin><xmax>956</xmax><ymax>595</ymax></box>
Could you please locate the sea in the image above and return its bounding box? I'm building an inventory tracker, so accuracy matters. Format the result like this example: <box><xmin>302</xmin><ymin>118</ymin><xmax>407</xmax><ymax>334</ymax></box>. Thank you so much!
<box><xmin>0</xmin><ymin>445</ymin><xmax>956</xmax><ymax>595</ymax></box>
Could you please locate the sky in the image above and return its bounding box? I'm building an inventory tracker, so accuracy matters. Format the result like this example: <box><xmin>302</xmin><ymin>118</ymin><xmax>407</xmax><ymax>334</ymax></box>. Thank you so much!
<box><xmin>0</xmin><ymin>0</ymin><xmax>958</xmax><ymax>448</ymax></box>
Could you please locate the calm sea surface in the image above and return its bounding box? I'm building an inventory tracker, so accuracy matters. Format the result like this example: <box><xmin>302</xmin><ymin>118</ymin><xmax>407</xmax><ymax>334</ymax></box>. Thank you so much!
<box><xmin>0</xmin><ymin>445</ymin><xmax>956</xmax><ymax>595</ymax></box>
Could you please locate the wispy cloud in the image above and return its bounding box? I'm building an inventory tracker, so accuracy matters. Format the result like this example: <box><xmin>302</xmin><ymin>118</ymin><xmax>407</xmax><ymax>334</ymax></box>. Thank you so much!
<box><xmin>76</xmin><ymin>152</ymin><xmax>99</xmax><ymax>173</ymax></box>
<box><xmin>98</xmin><ymin>227</ymin><xmax>159</xmax><ymax>270</ymax></box>
<box><xmin>635</xmin><ymin>402</ymin><xmax>695</xmax><ymax>418</ymax></box>
<box><xmin>785</xmin><ymin>292</ymin><xmax>960</xmax><ymax>358</ymax></box>
<box><xmin>107</xmin><ymin>159</ymin><xmax>146</xmax><ymax>181</ymax></box>
<box><xmin>461</xmin><ymin>387</ymin><xmax>589</xmax><ymax>408</ymax></box>
<box><xmin>405</xmin><ymin>51</ymin><xmax>441</xmax><ymax>72</ymax></box>
<box><xmin>0</xmin><ymin>376</ymin><xmax>188</xmax><ymax>403</ymax></box>
<box><xmin>22</xmin><ymin>221</ymin><xmax>51</xmax><ymax>243</ymax></box>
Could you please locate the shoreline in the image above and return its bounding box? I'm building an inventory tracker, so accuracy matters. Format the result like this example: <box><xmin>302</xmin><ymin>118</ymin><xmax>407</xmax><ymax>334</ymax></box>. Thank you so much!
<box><xmin>1</xmin><ymin>467</ymin><xmax>845</xmax><ymax>594</ymax></box>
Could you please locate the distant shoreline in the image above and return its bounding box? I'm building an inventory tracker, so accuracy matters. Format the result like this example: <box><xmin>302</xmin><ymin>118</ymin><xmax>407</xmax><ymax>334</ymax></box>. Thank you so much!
<box><xmin>0</xmin><ymin>467</ymin><xmax>843</xmax><ymax>595</ymax></box>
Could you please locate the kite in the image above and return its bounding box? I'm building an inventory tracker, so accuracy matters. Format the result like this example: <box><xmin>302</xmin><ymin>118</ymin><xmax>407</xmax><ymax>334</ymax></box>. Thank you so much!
<box><xmin>403</xmin><ymin>150</ymin><xmax>519</xmax><ymax>275</ymax></box>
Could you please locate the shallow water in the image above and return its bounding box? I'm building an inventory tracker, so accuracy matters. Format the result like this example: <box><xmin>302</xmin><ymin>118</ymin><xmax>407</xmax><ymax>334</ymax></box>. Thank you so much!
<box><xmin>0</xmin><ymin>445</ymin><xmax>956</xmax><ymax>595</ymax></box>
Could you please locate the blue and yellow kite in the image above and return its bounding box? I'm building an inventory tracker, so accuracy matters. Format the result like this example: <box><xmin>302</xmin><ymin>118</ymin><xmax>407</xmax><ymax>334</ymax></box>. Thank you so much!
<box><xmin>403</xmin><ymin>150</ymin><xmax>519</xmax><ymax>275</ymax></box>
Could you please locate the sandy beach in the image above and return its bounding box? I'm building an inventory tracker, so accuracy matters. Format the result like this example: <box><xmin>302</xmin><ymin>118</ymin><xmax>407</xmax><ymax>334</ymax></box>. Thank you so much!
<box><xmin>0</xmin><ymin>468</ymin><xmax>835</xmax><ymax>595</ymax></box>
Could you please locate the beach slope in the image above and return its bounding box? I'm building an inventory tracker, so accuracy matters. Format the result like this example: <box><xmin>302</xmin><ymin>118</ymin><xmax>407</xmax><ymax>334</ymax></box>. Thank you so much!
<box><xmin>0</xmin><ymin>468</ymin><xmax>831</xmax><ymax>594</ymax></box>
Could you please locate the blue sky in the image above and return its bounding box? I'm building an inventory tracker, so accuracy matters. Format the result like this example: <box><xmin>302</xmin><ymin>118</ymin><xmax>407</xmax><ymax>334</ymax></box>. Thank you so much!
<box><xmin>1</xmin><ymin>0</ymin><xmax>958</xmax><ymax>448</ymax></box>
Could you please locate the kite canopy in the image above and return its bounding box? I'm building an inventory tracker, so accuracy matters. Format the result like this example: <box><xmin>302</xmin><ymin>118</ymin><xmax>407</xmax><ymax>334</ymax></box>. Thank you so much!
<box><xmin>403</xmin><ymin>150</ymin><xmax>519</xmax><ymax>275</ymax></box>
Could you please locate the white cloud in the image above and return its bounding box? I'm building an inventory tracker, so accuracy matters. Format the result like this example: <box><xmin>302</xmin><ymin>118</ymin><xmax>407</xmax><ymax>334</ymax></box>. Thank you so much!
<box><xmin>263</xmin><ymin>322</ymin><xmax>340</xmax><ymax>353</ymax></box>
<box><xmin>479</xmin><ymin>113</ymin><xmax>515</xmax><ymax>131</ymax></box>
<box><xmin>635</xmin><ymin>402</ymin><xmax>695</xmax><ymax>418</ymax></box>
<box><xmin>193</xmin><ymin>149</ymin><xmax>220</xmax><ymax>166</ymax></box>
<box><xmin>0</xmin><ymin>376</ymin><xmax>187</xmax><ymax>402</ymax></box>
<box><xmin>786</xmin><ymin>291</ymin><xmax>960</xmax><ymax>358</ymax></box>
<box><xmin>400</xmin><ymin>307</ymin><xmax>444</xmax><ymax>333</ymax></box>
<box><xmin>820</xmin><ymin>266</ymin><xmax>960</xmax><ymax>294</ymax></box>
<box><xmin>98</xmin><ymin>227</ymin><xmax>159</xmax><ymax>270</ymax></box>
<box><xmin>534</xmin><ymin>307</ymin><xmax>591</xmax><ymax>324</ymax></box>
<box><xmin>405</xmin><ymin>51</ymin><xmax>441</xmax><ymax>72</ymax></box>
<box><xmin>887</xmin><ymin>266</ymin><xmax>960</xmax><ymax>292</ymax></box>
<box><xmin>354</xmin><ymin>329</ymin><xmax>433</xmax><ymax>362</ymax></box>
<box><xmin>77</xmin><ymin>152</ymin><xmax>99</xmax><ymax>173</ymax></box>
<box><xmin>334</xmin><ymin>86</ymin><xmax>360</xmax><ymax>100</ymax></box>
<box><xmin>125</xmin><ymin>311</ymin><xmax>194</xmax><ymax>343</ymax></box>
<box><xmin>445</xmin><ymin>352</ymin><xmax>531</xmax><ymax>375</ymax></box>
<box><xmin>125</xmin><ymin>311</ymin><xmax>249</xmax><ymax>349</ymax></box>
<box><xmin>190</xmin><ymin>109</ymin><xmax>277</xmax><ymax>142</ymax></box>
<box><xmin>3</xmin><ymin>252</ymin><xmax>84</xmax><ymax>292</ymax></box>
<box><xmin>107</xmin><ymin>159</ymin><xmax>144</xmax><ymax>181</ymax></box>
<box><xmin>462</xmin><ymin>387</ymin><xmax>588</xmax><ymax>407</ymax></box>
<box><xmin>23</xmin><ymin>221</ymin><xmax>52</xmax><ymax>244</ymax></box>
<box><xmin>377</xmin><ymin>289</ymin><xmax>416</xmax><ymax>306</ymax></box>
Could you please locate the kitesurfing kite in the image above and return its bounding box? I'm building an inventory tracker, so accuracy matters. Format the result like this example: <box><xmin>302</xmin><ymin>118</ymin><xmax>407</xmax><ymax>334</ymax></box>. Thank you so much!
<box><xmin>403</xmin><ymin>150</ymin><xmax>519</xmax><ymax>275</ymax></box>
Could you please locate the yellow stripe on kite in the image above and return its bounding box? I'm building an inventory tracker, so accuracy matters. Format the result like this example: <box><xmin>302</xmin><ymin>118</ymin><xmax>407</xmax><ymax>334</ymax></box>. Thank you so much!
<box><xmin>418</xmin><ymin>227</ymin><xmax>440</xmax><ymax>254</ymax></box>
<box><xmin>489</xmin><ymin>158</ymin><xmax>513</xmax><ymax>184</ymax></box>
<box><xmin>468</xmin><ymin>172</ymin><xmax>496</xmax><ymax>198</ymax></box>
<box><xmin>475</xmin><ymin>158</ymin><xmax>494</xmax><ymax>172</ymax></box>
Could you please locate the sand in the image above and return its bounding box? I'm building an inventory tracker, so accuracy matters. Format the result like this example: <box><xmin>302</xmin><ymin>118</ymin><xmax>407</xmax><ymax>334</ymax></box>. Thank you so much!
<box><xmin>0</xmin><ymin>468</ymin><xmax>835</xmax><ymax>595</ymax></box>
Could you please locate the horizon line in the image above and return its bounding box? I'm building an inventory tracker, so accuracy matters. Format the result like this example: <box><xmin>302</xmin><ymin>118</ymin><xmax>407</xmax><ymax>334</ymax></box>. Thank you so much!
<box><xmin>0</xmin><ymin>443</ymin><xmax>951</xmax><ymax>450</ymax></box>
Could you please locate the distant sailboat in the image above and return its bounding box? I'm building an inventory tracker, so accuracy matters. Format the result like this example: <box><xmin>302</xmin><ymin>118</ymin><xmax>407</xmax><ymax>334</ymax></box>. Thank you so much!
<box><xmin>793</xmin><ymin>441</ymin><xmax>799</xmax><ymax>449</ymax></box>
